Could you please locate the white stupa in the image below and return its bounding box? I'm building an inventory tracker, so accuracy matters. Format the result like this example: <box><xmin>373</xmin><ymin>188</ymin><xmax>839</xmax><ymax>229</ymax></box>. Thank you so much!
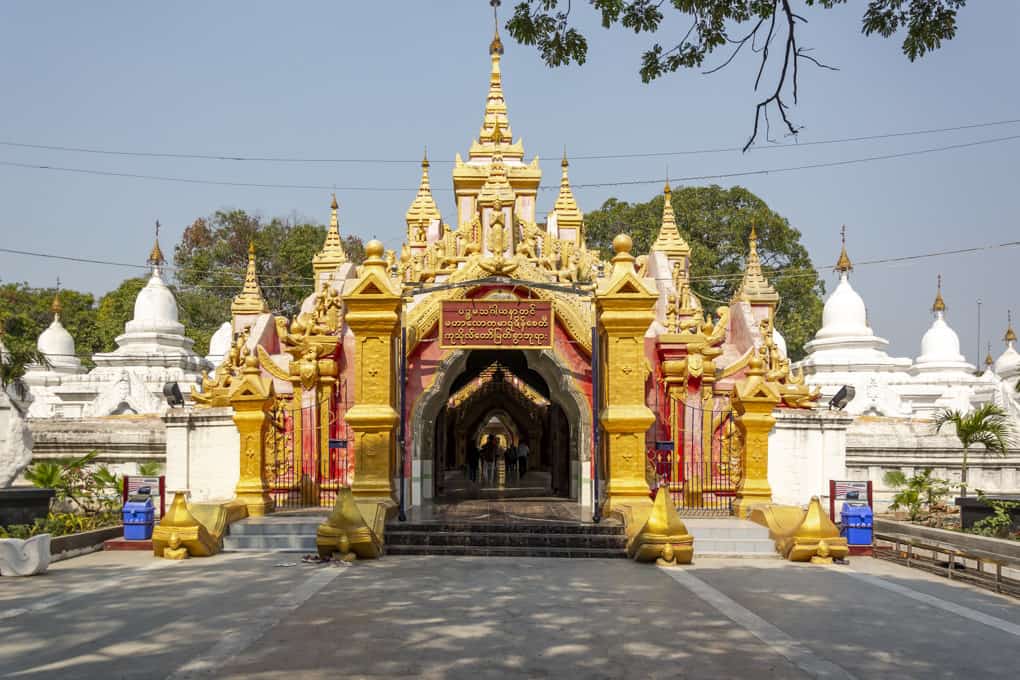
<box><xmin>25</xmin><ymin>225</ymin><xmax>209</xmax><ymax>418</ymax></box>
<box><xmin>205</xmin><ymin>321</ymin><xmax>233</xmax><ymax>368</ymax></box>
<box><xmin>795</xmin><ymin>229</ymin><xmax>912</xmax><ymax>415</ymax></box>
<box><xmin>994</xmin><ymin>313</ymin><xmax>1020</xmax><ymax>386</ymax></box>
<box><xmin>902</xmin><ymin>276</ymin><xmax>984</xmax><ymax>416</ymax></box>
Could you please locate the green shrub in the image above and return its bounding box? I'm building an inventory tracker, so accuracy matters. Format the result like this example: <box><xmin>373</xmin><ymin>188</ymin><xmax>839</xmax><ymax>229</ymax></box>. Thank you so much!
<box><xmin>0</xmin><ymin>511</ymin><xmax>120</xmax><ymax>539</ymax></box>
<box><xmin>970</xmin><ymin>491</ymin><xmax>1020</xmax><ymax>539</ymax></box>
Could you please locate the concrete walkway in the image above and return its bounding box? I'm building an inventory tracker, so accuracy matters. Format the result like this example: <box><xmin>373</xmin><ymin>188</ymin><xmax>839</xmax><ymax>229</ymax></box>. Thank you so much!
<box><xmin>0</xmin><ymin>552</ymin><xmax>1017</xmax><ymax>679</ymax></box>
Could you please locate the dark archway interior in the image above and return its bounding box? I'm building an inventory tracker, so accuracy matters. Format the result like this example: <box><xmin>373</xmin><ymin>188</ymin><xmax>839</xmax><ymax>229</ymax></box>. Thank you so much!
<box><xmin>434</xmin><ymin>349</ymin><xmax>571</xmax><ymax>499</ymax></box>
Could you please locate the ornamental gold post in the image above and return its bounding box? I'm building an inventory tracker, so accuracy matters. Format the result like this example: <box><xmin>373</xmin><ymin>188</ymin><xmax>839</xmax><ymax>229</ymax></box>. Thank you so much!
<box><xmin>731</xmin><ymin>351</ymin><xmax>782</xmax><ymax>518</ymax></box>
<box><xmin>230</xmin><ymin>350</ymin><xmax>276</xmax><ymax>517</ymax></box>
<box><xmin>595</xmin><ymin>234</ymin><xmax>658</xmax><ymax>530</ymax></box>
<box><xmin>342</xmin><ymin>240</ymin><xmax>401</xmax><ymax>510</ymax></box>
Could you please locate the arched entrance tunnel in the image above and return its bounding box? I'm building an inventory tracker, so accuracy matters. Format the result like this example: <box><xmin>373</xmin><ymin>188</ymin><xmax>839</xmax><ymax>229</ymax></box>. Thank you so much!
<box><xmin>410</xmin><ymin>348</ymin><xmax>590</xmax><ymax>505</ymax></box>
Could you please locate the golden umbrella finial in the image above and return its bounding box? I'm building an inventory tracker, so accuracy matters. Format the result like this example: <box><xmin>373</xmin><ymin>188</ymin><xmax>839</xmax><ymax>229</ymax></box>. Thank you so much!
<box><xmin>489</xmin><ymin>0</ymin><xmax>504</xmax><ymax>55</ymax></box>
<box><xmin>835</xmin><ymin>224</ymin><xmax>852</xmax><ymax>274</ymax></box>
<box><xmin>932</xmin><ymin>274</ymin><xmax>946</xmax><ymax>313</ymax></box>
<box><xmin>1006</xmin><ymin>310</ymin><xmax>1017</xmax><ymax>343</ymax></box>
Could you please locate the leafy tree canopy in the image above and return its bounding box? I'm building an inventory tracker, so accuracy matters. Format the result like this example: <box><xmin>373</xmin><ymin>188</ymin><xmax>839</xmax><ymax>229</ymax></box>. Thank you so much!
<box><xmin>506</xmin><ymin>0</ymin><xmax>968</xmax><ymax>149</ymax></box>
<box><xmin>0</xmin><ymin>282</ymin><xmax>100</xmax><ymax>369</ymax></box>
<box><xmin>173</xmin><ymin>209</ymin><xmax>365</xmax><ymax>354</ymax></box>
<box><xmin>585</xmin><ymin>184</ymin><xmax>823</xmax><ymax>359</ymax></box>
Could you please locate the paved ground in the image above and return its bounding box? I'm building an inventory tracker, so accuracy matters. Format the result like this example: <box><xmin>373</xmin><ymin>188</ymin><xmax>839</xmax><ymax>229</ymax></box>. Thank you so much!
<box><xmin>1</xmin><ymin>551</ymin><xmax>1017</xmax><ymax>679</ymax></box>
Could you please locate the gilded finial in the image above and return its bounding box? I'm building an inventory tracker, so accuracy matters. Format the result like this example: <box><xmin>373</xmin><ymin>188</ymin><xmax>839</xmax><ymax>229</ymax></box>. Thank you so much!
<box><xmin>148</xmin><ymin>219</ymin><xmax>166</xmax><ymax>267</ymax></box>
<box><xmin>733</xmin><ymin>221</ymin><xmax>779</xmax><ymax>306</ymax></box>
<box><xmin>489</xmin><ymin>0</ymin><xmax>504</xmax><ymax>55</ymax></box>
<box><xmin>315</xmin><ymin>193</ymin><xmax>349</xmax><ymax>275</ymax></box>
<box><xmin>650</xmin><ymin>178</ymin><xmax>689</xmax><ymax>260</ymax></box>
<box><xmin>932</xmin><ymin>274</ymin><xmax>946</xmax><ymax>313</ymax></box>
<box><xmin>51</xmin><ymin>289</ymin><xmax>62</xmax><ymax>317</ymax></box>
<box><xmin>985</xmin><ymin>341</ymin><xmax>994</xmax><ymax>367</ymax></box>
<box><xmin>552</xmin><ymin>149</ymin><xmax>583</xmax><ymax>235</ymax></box>
<box><xmin>232</xmin><ymin>241</ymin><xmax>269</xmax><ymax>315</ymax></box>
<box><xmin>835</xmin><ymin>224</ymin><xmax>852</xmax><ymax>274</ymax></box>
<box><xmin>1006</xmin><ymin>310</ymin><xmax>1017</xmax><ymax>344</ymax></box>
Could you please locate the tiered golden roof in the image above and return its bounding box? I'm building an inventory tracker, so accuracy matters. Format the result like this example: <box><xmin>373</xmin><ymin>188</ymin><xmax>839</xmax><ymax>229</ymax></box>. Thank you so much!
<box><xmin>931</xmin><ymin>274</ymin><xmax>946</xmax><ymax>313</ymax></box>
<box><xmin>232</xmin><ymin>242</ymin><xmax>269</xmax><ymax>315</ymax></box>
<box><xmin>552</xmin><ymin>152</ymin><xmax>583</xmax><ymax>232</ymax></box>
<box><xmin>835</xmin><ymin>225</ymin><xmax>852</xmax><ymax>273</ymax></box>
<box><xmin>650</xmin><ymin>181</ymin><xmax>690</xmax><ymax>260</ymax></box>
<box><xmin>469</xmin><ymin>26</ymin><xmax>524</xmax><ymax>162</ymax></box>
<box><xmin>734</xmin><ymin>224</ymin><xmax>779</xmax><ymax>305</ymax></box>
<box><xmin>477</xmin><ymin>124</ymin><xmax>516</xmax><ymax>208</ymax></box>
<box><xmin>405</xmin><ymin>151</ymin><xmax>442</xmax><ymax>230</ymax></box>
<box><xmin>313</xmin><ymin>194</ymin><xmax>348</xmax><ymax>276</ymax></box>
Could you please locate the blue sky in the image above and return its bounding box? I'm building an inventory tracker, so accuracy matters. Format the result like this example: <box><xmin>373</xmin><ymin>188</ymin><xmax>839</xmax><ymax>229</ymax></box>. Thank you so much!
<box><xmin>1</xmin><ymin>1</ymin><xmax>1017</xmax><ymax>362</ymax></box>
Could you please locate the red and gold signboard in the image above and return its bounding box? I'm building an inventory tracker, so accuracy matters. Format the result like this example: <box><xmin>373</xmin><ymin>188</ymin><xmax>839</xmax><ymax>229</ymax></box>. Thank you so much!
<box><xmin>440</xmin><ymin>299</ymin><xmax>554</xmax><ymax>349</ymax></box>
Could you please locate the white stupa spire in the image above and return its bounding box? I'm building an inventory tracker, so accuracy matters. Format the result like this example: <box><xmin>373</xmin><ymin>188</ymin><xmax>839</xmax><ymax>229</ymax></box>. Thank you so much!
<box><xmin>914</xmin><ymin>275</ymin><xmax>973</xmax><ymax>373</ymax></box>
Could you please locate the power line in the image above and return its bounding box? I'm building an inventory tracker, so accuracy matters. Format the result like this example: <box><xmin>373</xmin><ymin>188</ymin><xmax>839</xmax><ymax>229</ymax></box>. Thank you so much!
<box><xmin>1</xmin><ymin>118</ymin><xmax>1017</xmax><ymax>164</ymax></box>
<box><xmin>2</xmin><ymin>134</ymin><xmax>1018</xmax><ymax>193</ymax></box>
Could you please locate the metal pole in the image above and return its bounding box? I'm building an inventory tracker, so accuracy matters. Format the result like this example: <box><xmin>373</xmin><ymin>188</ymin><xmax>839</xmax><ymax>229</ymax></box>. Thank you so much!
<box><xmin>398</xmin><ymin>323</ymin><xmax>408</xmax><ymax>522</ymax></box>
<box><xmin>591</xmin><ymin>324</ymin><xmax>601</xmax><ymax>523</ymax></box>
<box><xmin>976</xmin><ymin>299</ymin><xmax>982</xmax><ymax>369</ymax></box>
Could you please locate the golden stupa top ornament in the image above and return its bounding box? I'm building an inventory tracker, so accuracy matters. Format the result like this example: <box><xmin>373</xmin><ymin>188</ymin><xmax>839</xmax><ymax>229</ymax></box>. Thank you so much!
<box><xmin>405</xmin><ymin>150</ymin><xmax>442</xmax><ymax>230</ymax></box>
<box><xmin>313</xmin><ymin>194</ymin><xmax>349</xmax><ymax>276</ymax></box>
<box><xmin>552</xmin><ymin>151</ymin><xmax>583</xmax><ymax>232</ymax></box>
<box><xmin>985</xmin><ymin>342</ymin><xmax>995</xmax><ymax>367</ymax></box>
<box><xmin>650</xmin><ymin>180</ymin><xmax>690</xmax><ymax>260</ymax></box>
<box><xmin>51</xmin><ymin>289</ymin><xmax>62</xmax><ymax>317</ymax></box>
<box><xmin>232</xmin><ymin>241</ymin><xmax>269</xmax><ymax>315</ymax></box>
<box><xmin>734</xmin><ymin>223</ymin><xmax>779</xmax><ymax>305</ymax></box>
<box><xmin>148</xmin><ymin>220</ymin><xmax>166</xmax><ymax>267</ymax></box>
<box><xmin>931</xmin><ymin>274</ymin><xmax>946</xmax><ymax>313</ymax></box>
<box><xmin>1006</xmin><ymin>311</ymin><xmax>1017</xmax><ymax>343</ymax></box>
<box><xmin>835</xmin><ymin>224</ymin><xmax>852</xmax><ymax>274</ymax></box>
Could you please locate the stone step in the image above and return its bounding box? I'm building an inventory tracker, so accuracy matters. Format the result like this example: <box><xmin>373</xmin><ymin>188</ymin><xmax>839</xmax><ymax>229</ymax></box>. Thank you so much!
<box><xmin>228</xmin><ymin>518</ymin><xmax>324</xmax><ymax>536</ymax></box>
<box><xmin>685</xmin><ymin>518</ymin><xmax>777</xmax><ymax>557</ymax></box>
<box><xmin>222</xmin><ymin>534</ymin><xmax>317</xmax><ymax>552</ymax></box>
<box><xmin>385</xmin><ymin>530</ymin><xmax>627</xmax><ymax>550</ymax></box>
<box><xmin>385</xmin><ymin>544</ymin><xmax>627</xmax><ymax>559</ymax></box>
<box><xmin>386</xmin><ymin>522</ymin><xmax>625</xmax><ymax>536</ymax></box>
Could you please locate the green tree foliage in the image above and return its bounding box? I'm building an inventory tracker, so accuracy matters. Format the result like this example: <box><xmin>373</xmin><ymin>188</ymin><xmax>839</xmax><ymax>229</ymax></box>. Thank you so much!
<box><xmin>172</xmin><ymin>209</ymin><xmax>366</xmax><ymax>355</ymax></box>
<box><xmin>0</xmin><ymin>282</ymin><xmax>100</xmax><ymax>368</ymax></box>
<box><xmin>584</xmin><ymin>185</ymin><xmax>823</xmax><ymax>359</ymax></box>
<box><xmin>94</xmin><ymin>277</ymin><xmax>148</xmax><ymax>352</ymax></box>
<box><xmin>933</xmin><ymin>404</ymin><xmax>1016</xmax><ymax>497</ymax></box>
<box><xmin>507</xmin><ymin>0</ymin><xmax>967</xmax><ymax>148</ymax></box>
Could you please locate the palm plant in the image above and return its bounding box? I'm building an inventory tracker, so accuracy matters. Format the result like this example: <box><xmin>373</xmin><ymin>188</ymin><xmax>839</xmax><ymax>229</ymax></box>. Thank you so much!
<box><xmin>883</xmin><ymin>468</ymin><xmax>951</xmax><ymax>521</ymax></box>
<box><xmin>933</xmin><ymin>404</ymin><xmax>1016</xmax><ymax>497</ymax></box>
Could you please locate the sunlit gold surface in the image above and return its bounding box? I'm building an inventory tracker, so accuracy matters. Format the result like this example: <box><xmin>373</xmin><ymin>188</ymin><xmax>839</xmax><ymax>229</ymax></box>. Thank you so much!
<box><xmin>733</xmin><ymin>224</ymin><xmax>779</xmax><ymax>306</ymax></box>
<box><xmin>731</xmin><ymin>353</ymin><xmax>781</xmax><ymax>518</ymax></box>
<box><xmin>231</xmin><ymin>242</ymin><xmax>269</xmax><ymax>315</ymax></box>
<box><xmin>313</xmin><ymin>193</ymin><xmax>348</xmax><ymax>277</ymax></box>
<box><xmin>316</xmin><ymin>487</ymin><xmax>384</xmax><ymax>560</ymax></box>
<box><xmin>627</xmin><ymin>487</ymin><xmax>694</xmax><ymax>565</ymax></box>
<box><xmin>230</xmin><ymin>351</ymin><xmax>276</xmax><ymax>516</ymax></box>
<box><xmin>597</xmin><ymin>234</ymin><xmax>657</xmax><ymax>526</ymax></box>
<box><xmin>748</xmin><ymin>497</ymin><xmax>849</xmax><ymax>563</ymax></box>
<box><xmin>152</xmin><ymin>492</ymin><xmax>232</xmax><ymax>559</ymax></box>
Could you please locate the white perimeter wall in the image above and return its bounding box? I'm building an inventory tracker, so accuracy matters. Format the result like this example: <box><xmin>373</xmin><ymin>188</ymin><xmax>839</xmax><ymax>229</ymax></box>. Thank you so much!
<box><xmin>164</xmin><ymin>407</ymin><xmax>239</xmax><ymax>503</ymax></box>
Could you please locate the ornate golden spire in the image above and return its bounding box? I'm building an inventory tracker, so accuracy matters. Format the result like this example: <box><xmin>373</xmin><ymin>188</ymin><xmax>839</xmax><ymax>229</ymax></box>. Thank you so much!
<box><xmin>650</xmin><ymin>180</ymin><xmax>690</xmax><ymax>260</ymax></box>
<box><xmin>405</xmin><ymin>150</ymin><xmax>442</xmax><ymax>231</ymax></box>
<box><xmin>148</xmin><ymin>219</ymin><xmax>166</xmax><ymax>267</ymax></box>
<box><xmin>477</xmin><ymin>125</ymin><xmax>516</xmax><ymax>208</ymax></box>
<box><xmin>552</xmin><ymin>151</ymin><xmax>583</xmax><ymax>233</ymax></box>
<box><xmin>835</xmin><ymin>224</ymin><xmax>852</xmax><ymax>274</ymax></box>
<box><xmin>313</xmin><ymin>193</ymin><xmax>348</xmax><ymax>276</ymax></box>
<box><xmin>478</xmin><ymin>2</ymin><xmax>512</xmax><ymax>148</ymax></box>
<box><xmin>232</xmin><ymin>241</ymin><xmax>269</xmax><ymax>315</ymax></box>
<box><xmin>931</xmin><ymin>274</ymin><xmax>946</xmax><ymax>313</ymax></box>
<box><xmin>51</xmin><ymin>289</ymin><xmax>62</xmax><ymax>318</ymax></box>
<box><xmin>985</xmin><ymin>341</ymin><xmax>995</xmax><ymax>367</ymax></box>
<box><xmin>734</xmin><ymin>223</ymin><xmax>779</xmax><ymax>306</ymax></box>
<box><xmin>1006</xmin><ymin>310</ymin><xmax>1017</xmax><ymax>343</ymax></box>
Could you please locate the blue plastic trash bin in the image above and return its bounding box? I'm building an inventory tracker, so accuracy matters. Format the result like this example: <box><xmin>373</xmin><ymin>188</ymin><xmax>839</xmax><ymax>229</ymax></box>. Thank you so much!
<box><xmin>122</xmin><ymin>495</ymin><xmax>155</xmax><ymax>540</ymax></box>
<box><xmin>840</xmin><ymin>503</ymin><xmax>873</xmax><ymax>545</ymax></box>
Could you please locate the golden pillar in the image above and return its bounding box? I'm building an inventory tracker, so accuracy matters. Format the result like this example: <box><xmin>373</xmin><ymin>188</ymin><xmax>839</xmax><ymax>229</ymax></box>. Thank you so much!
<box><xmin>230</xmin><ymin>350</ymin><xmax>276</xmax><ymax>517</ymax></box>
<box><xmin>596</xmin><ymin>234</ymin><xmax>658</xmax><ymax>528</ymax></box>
<box><xmin>342</xmin><ymin>240</ymin><xmax>401</xmax><ymax>508</ymax></box>
<box><xmin>731</xmin><ymin>352</ymin><xmax>781</xmax><ymax>518</ymax></box>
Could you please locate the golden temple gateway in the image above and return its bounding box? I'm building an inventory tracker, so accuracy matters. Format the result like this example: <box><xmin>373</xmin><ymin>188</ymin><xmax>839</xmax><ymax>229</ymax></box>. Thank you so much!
<box><xmin>160</xmin><ymin>27</ymin><xmax>845</xmax><ymax>565</ymax></box>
